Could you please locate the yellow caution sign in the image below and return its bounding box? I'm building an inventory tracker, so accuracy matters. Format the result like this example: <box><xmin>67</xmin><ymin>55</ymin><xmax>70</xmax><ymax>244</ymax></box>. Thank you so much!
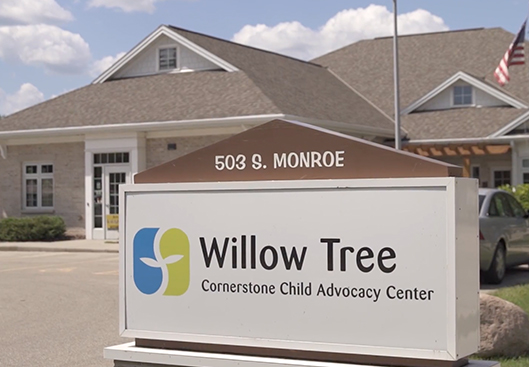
<box><xmin>106</xmin><ymin>214</ymin><xmax>119</xmax><ymax>230</ymax></box>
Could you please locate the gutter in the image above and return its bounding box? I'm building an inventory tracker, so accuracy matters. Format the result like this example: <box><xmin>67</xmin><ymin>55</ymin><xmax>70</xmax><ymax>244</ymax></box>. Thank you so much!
<box><xmin>284</xmin><ymin>115</ymin><xmax>395</xmax><ymax>138</ymax></box>
<box><xmin>0</xmin><ymin>115</ymin><xmax>286</xmax><ymax>140</ymax></box>
<box><xmin>406</xmin><ymin>134</ymin><xmax>529</xmax><ymax>146</ymax></box>
<box><xmin>0</xmin><ymin>114</ymin><xmax>396</xmax><ymax>141</ymax></box>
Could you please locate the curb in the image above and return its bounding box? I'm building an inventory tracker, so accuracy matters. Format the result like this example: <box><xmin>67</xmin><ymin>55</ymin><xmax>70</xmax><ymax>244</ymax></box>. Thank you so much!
<box><xmin>0</xmin><ymin>246</ymin><xmax>118</xmax><ymax>254</ymax></box>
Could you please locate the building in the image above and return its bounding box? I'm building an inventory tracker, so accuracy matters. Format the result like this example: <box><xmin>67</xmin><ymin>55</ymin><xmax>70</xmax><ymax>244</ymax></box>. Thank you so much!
<box><xmin>314</xmin><ymin>27</ymin><xmax>529</xmax><ymax>188</ymax></box>
<box><xmin>1</xmin><ymin>25</ymin><xmax>528</xmax><ymax>239</ymax></box>
<box><xmin>0</xmin><ymin>25</ymin><xmax>394</xmax><ymax>240</ymax></box>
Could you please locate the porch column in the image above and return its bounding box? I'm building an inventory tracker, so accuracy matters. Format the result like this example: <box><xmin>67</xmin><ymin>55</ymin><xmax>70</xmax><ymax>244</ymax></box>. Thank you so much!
<box><xmin>462</xmin><ymin>157</ymin><xmax>470</xmax><ymax>178</ymax></box>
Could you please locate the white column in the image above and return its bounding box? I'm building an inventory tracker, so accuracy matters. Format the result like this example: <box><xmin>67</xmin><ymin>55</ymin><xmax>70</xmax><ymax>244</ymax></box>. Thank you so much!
<box><xmin>84</xmin><ymin>147</ymin><xmax>94</xmax><ymax>239</ymax></box>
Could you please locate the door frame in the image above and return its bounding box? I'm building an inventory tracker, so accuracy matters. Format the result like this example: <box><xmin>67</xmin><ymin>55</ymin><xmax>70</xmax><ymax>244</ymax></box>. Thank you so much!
<box><xmin>85</xmin><ymin>136</ymin><xmax>146</xmax><ymax>240</ymax></box>
<box><xmin>104</xmin><ymin>165</ymin><xmax>131</xmax><ymax>240</ymax></box>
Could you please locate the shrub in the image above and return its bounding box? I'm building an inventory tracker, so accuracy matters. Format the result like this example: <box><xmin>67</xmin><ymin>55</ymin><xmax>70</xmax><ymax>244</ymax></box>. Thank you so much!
<box><xmin>0</xmin><ymin>216</ymin><xmax>66</xmax><ymax>242</ymax></box>
<box><xmin>499</xmin><ymin>184</ymin><xmax>529</xmax><ymax>210</ymax></box>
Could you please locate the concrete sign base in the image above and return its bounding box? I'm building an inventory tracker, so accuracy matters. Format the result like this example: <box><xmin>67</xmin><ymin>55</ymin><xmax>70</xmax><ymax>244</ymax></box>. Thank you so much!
<box><xmin>104</xmin><ymin>343</ymin><xmax>500</xmax><ymax>367</ymax></box>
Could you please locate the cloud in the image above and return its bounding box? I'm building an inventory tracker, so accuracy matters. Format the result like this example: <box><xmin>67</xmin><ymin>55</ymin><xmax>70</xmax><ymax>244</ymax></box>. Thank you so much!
<box><xmin>90</xmin><ymin>51</ymin><xmax>126</xmax><ymax>77</ymax></box>
<box><xmin>232</xmin><ymin>5</ymin><xmax>448</xmax><ymax>60</ymax></box>
<box><xmin>0</xmin><ymin>0</ymin><xmax>74</xmax><ymax>26</ymax></box>
<box><xmin>0</xmin><ymin>25</ymin><xmax>91</xmax><ymax>74</ymax></box>
<box><xmin>0</xmin><ymin>83</ymin><xmax>45</xmax><ymax>116</ymax></box>
<box><xmin>88</xmin><ymin>0</ymin><xmax>163</xmax><ymax>13</ymax></box>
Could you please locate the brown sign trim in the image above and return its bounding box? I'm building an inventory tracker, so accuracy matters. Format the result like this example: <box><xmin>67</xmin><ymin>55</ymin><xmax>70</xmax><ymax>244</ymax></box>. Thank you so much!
<box><xmin>135</xmin><ymin>119</ymin><xmax>462</xmax><ymax>184</ymax></box>
<box><xmin>135</xmin><ymin>339</ymin><xmax>468</xmax><ymax>367</ymax></box>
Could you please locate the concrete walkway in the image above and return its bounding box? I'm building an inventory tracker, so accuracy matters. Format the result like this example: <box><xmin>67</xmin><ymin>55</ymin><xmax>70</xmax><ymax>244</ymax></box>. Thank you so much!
<box><xmin>0</xmin><ymin>239</ymin><xmax>119</xmax><ymax>253</ymax></box>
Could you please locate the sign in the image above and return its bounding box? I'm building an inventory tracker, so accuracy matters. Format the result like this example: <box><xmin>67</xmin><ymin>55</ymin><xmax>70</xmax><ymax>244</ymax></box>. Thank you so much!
<box><xmin>107</xmin><ymin>214</ymin><xmax>119</xmax><ymax>230</ymax></box>
<box><xmin>120</xmin><ymin>178</ymin><xmax>479</xmax><ymax>363</ymax></box>
<box><xmin>134</xmin><ymin>120</ymin><xmax>461</xmax><ymax>184</ymax></box>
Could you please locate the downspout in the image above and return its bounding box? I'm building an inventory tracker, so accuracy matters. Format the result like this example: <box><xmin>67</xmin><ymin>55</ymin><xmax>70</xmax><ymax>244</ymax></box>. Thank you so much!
<box><xmin>511</xmin><ymin>140</ymin><xmax>518</xmax><ymax>185</ymax></box>
<box><xmin>0</xmin><ymin>142</ymin><xmax>6</xmax><ymax>159</ymax></box>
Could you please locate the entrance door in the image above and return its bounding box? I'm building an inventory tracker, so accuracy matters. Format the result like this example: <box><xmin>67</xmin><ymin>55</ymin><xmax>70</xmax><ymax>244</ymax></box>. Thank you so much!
<box><xmin>104</xmin><ymin>165</ymin><xmax>130</xmax><ymax>240</ymax></box>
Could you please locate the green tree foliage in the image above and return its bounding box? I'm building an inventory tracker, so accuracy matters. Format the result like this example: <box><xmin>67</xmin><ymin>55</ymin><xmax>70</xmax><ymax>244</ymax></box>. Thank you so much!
<box><xmin>499</xmin><ymin>184</ymin><xmax>529</xmax><ymax>210</ymax></box>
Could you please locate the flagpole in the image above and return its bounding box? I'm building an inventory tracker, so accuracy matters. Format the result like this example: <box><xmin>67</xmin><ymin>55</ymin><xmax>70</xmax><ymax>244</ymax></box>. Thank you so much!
<box><xmin>393</xmin><ymin>0</ymin><xmax>402</xmax><ymax>149</ymax></box>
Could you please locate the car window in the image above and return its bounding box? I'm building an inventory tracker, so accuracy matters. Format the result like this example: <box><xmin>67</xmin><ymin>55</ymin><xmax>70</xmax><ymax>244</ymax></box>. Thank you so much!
<box><xmin>506</xmin><ymin>194</ymin><xmax>526</xmax><ymax>218</ymax></box>
<box><xmin>490</xmin><ymin>194</ymin><xmax>514</xmax><ymax>217</ymax></box>
<box><xmin>479</xmin><ymin>195</ymin><xmax>485</xmax><ymax>212</ymax></box>
<box><xmin>488</xmin><ymin>196</ymin><xmax>499</xmax><ymax>216</ymax></box>
<box><xmin>499</xmin><ymin>194</ymin><xmax>515</xmax><ymax>217</ymax></box>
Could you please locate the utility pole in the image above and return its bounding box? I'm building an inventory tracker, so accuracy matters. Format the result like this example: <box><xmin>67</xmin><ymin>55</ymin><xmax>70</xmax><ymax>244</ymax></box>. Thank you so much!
<box><xmin>393</xmin><ymin>0</ymin><xmax>402</xmax><ymax>149</ymax></box>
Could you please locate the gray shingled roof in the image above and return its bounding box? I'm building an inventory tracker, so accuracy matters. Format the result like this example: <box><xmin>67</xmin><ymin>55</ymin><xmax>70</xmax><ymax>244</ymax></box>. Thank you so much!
<box><xmin>170</xmin><ymin>26</ymin><xmax>394</xmax><ymax>132</ymax></box>
<box><xmin>313</xmin><ymin>28</ymin><xmax>529</xmax><ymax>141</ymax></box>
<box><xmin>0</xmin><ymin>26</ymin><xmax>394</xmax><ymax>134</ymax></box>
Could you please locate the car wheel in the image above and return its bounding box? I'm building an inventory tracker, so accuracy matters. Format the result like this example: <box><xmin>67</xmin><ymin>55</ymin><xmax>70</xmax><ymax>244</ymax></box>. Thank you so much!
<box><xmin>484</xmin><ymin>243</ymin><xmax>506</xmax><ymax>284</ymax></box>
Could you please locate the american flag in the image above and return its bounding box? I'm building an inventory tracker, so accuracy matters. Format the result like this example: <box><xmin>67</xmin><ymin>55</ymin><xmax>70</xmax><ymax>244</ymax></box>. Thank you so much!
<box><xmin>494</xmin><ymin>20</ymin><xmax>527</xmax><ymax>86</ymax></box>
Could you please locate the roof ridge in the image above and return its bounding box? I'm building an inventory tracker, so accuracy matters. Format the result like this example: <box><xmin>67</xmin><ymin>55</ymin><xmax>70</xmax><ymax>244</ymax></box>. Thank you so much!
<box><xmin>239</xmin><ymin>71</ymin><xmax>285</xmax><ymax>115</ymax></box>
<box><xmin>325</xmin><ymin>67</ymin><xmax>402</xmax><ymax>135</ymax></box>
<box><xmin>373</xmin><ymin>27</ymin><xmax>487</xmax><ymax>40</ymax></box>
<box><xmin>312</xmin><ymin>27</ymin><xmax>499</xmax><ymax>62</ymax></box>
<box><xmin>167</xmin><ymin>25</ymin><xmax>323</xmax><ymax>68</ymax></box>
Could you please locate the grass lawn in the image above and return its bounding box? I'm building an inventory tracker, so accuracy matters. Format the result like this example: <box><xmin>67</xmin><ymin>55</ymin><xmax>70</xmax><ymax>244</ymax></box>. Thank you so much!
<box><xmin>484</xmin><ymin>357</ymin><xmax>529</xmax><ymax>367</ymax></box>
<box><xmin>476</xmin><ymin>283</ymin><xmax>529</xmax><ymax>366</ymax></box>
<box><xmin>493</xmin><ymin>284</ymin><xmax>529</xmax><ymax>315</ymax></box>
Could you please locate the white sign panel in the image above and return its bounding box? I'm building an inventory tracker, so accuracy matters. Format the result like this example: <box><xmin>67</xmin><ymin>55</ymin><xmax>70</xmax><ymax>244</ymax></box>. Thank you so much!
<box><xmin>120</xmin><ymin>178</ymin><xmax>479</xmax><ymax>362</ymax></box>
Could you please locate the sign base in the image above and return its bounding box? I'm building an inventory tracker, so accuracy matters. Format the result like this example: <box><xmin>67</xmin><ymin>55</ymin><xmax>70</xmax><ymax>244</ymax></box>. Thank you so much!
<box><xmin>104</xmin><ymin>343</ymin><xmax>500</xmax><ymax>367</ymax></box>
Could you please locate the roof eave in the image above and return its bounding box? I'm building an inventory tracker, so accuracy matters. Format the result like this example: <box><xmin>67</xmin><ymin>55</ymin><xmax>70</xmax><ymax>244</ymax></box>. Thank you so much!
<box><xmin>285</xmin><ymin>115</ymin><xmax>398</xmax><ymax>139</ymax></box>
<box><xmin>0</xmin><ymin>114</ymin><xmax>286</xmax><ymax>141</ymax></box>
<box><xmin>406</xmin><ymin>135</ymin><xmax>529</xmax><ymax>145</ymax></box>
<box><xmin>0</xmin><ymin>114</ymin><xmax>397</xmax><ymax>142</ymax></box>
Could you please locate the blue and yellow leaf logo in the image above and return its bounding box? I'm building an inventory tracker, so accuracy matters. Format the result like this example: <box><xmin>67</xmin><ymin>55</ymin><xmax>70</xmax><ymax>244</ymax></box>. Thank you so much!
<box><xmin>133</xmin><ymin>228</ymin><xmax>190</xmax><ymax>296</ymax></box>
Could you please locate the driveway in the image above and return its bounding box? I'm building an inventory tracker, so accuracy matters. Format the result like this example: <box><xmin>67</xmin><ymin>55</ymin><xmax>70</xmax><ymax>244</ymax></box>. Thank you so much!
<box><xmin>481</xmin><ymin>264</ymin><xmax>529</xmax><ymax>293</ymax></box>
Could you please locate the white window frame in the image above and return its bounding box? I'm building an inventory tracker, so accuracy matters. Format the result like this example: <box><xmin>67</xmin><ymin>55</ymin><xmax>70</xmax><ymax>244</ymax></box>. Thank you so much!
<box><xmin>157</xmin><ymin>45</ymin><xmax>179</xmax><ymax>72</ymax></box>
<box><xmin>452</xmin><ymin>85</ymin><xmax>474</xmax><ymax>107</ymax></box>
<box><xmin>22</xmin><ymin>162</ymin><xmax>54</xmax><ymax>212</ymax></box>
<box><xmin>491</xmin><ymin>167</ymin><xmax>512</xmax><ymax>188</ymax></box>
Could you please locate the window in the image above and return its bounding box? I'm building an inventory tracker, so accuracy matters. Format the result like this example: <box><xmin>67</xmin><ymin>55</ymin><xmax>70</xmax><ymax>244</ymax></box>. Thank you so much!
<box><xmin>493</xmin><ymin>170</ymin><xmax>511</xmax><ymax>187</ymax></box>
<box><xmin>23</xmin><ymin>163</ymin><xmax>53</xmax><ymax>210</ymax></box>
<box><xmin>523</xmin><ymin>159</ymin><xmax>529</xmax><ymax>184</ymax></box>
<box><xmin>159</xmin><ymin>47</ymin><xmax>177</xmax><ymax>71</ymax></box>
<box><xmin>471</xmin><ymin>165</ymin><xmax>480</xmax><ymax>180</ymax></box>
<box><xmin>93</xmin><ymin>152</ymin><xmax>129</xmax><ymax>165</ymax></box>
<box><xmin>453</xmin><ymin>85</ymin><xmax>473</xmax><ymax>106</ymax></box>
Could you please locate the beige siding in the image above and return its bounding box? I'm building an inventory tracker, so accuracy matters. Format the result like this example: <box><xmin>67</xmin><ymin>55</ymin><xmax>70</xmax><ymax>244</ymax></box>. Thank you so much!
<box><xmin>114</xmin><ymin>35</ymin><xmax>220</xmax><ymax>79</ymax></box>
<box><xmin>435</xmin><ymin>153</ymin><xmax>511</xmax><ymax>188</ymax></box>
<box><xmin>146</xmin><ymin>135</ymin><xmax>231</xmax><ymax>168</ymax></box>
<box><xmin>0</xmin><ymin>143</ymin><xmax>85</xmax><ymax>234</ymax></box>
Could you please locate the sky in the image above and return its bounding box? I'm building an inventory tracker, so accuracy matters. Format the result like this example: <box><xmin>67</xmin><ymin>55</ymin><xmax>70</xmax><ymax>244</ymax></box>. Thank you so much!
<box><xmin>0</xmin><ymin>0</ymin><xmax>528</xmax><ymax>116</ymax></box>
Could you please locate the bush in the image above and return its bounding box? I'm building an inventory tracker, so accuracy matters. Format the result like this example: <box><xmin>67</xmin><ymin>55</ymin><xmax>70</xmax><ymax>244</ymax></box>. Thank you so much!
<box><xmin>0</xmin><ymin>216</ymin><xmax>66</xmax><ymax>242</ymax></box>
<box><xmin>499</xmin><ymin>184</ymin><xmax>529</xmax><ymax>210</ymax></box>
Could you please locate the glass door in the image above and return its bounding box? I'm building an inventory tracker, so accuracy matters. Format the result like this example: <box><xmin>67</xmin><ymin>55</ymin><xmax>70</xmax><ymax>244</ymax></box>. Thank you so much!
<box><xmin>104</xmin><ymin>165</ymin><xmax>130</xmax><ymax>240</ymax></box>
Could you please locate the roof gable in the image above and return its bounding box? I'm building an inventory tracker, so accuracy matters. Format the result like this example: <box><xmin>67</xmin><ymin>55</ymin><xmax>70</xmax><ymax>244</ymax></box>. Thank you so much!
<box><xmin>401</xmin><ymin>71</ymin><xmax>527</xmax><ymax>115</ymax></box>
<box><xmin>93</xmin><ymin>25</ymin><xmax>239</xmax><ymax>84</ymax></box>
<box><xmin>313</xmin><ymin>27</ymin><xmax>529</xmax><ymax>141</ymax></box>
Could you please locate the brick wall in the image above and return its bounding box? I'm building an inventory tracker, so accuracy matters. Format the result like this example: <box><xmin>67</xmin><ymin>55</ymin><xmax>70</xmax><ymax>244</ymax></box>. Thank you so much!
<box><xmin>0</xmin><ymin>143</ymin><xmax>85</xmax><ymax>234</ymax></box>
<box><xmin>146</xmin><ymin>135</ymin><xmax>231</xmax><ymax>168</ymax></box>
